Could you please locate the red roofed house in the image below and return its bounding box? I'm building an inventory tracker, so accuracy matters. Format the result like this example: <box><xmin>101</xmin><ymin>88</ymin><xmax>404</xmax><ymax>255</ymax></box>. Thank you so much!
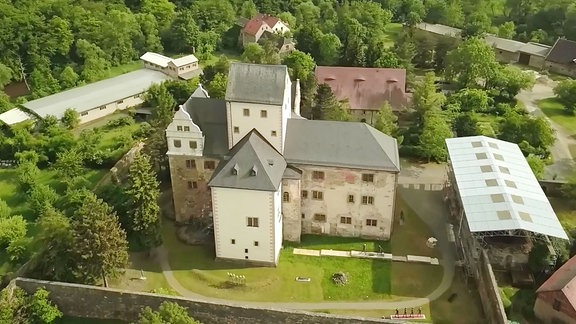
<box><xmin>239</xmin><ymin>14</ymin><xmax>291</xmax><ymax>49</ymax></box>
<box><xmin>314</xmin><ymin>66</ymin><xmax>411</xmax><ymax>124</ymax></box>
<box><xmin>535</xmin><ymin>255</ymin><xmax>576</xmax><ymax>323</ymax></box>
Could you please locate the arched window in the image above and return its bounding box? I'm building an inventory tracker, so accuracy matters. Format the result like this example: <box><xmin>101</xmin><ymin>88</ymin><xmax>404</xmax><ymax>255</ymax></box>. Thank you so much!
<box><xmin>283</xmin><ymin>192</ymin><xmax>290</xmax><ymax>202</ymax></box>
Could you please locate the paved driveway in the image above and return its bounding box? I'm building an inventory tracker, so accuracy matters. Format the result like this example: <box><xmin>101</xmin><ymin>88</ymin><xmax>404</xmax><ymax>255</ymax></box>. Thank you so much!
<box><xmin>517</xmin><ymin>80</ymin><xmax>576</xmax><ymax>180</ymax></box>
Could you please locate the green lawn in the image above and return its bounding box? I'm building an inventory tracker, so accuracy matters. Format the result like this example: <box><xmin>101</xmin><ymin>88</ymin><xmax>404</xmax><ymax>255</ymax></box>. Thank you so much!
<box><xmin>538</xmin><ymin>98</ymin><xmax>576</xmax><ymax>134</ymax></box>
<box><xmin>549</xmin><ymin>197</ymin><xmax>576</xmax><ymax>231</ymax></box>
<box><xmin>201</xmin><ymin>50</ymin><xmax>242</xmax><ymax>67</ymax></box>
<box><xmin>430</xmin><ymin>271</ymin><xmax>486</xmax><ymax>324</ymax></box>
<box><xmin>103</xmin><ymin>61</ymin><xmax>143</xmax><ymax>80</ymax></box>
<box><xmin>109</xmin><ymin>252</ymin><xmax>173</xmax><ymax>295</ymax></box>
<box><xmin>382</xmin><ymin>23</ymin><xmax>404</xmax><ymax>47</ymax></box>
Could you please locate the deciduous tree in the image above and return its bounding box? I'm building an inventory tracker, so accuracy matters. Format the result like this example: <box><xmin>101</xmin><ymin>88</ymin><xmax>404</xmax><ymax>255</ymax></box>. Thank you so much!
<box><xmin>526</xmin><ymin>154</ymin><xmax>545</xmax><ymax>179</ymax></box>
<box><xmin>444</xmin><ymin>37</ymin><xmax>498</xmax><ymax>88</ymax></box>
<box><xmin>411</xmin><ymin>72</ymin><xmax>446</xmax><ymax>124</ymax></box>
<box><xmin>419</xmin><ymin>112</ymin><xmax>453</xmax><ymax>162</ymax></box>
<box><xmin>205</xmin><ymin>73</ymin><xmax>227</xmax><ymax>99</ymax></box>
<box><xmin>138</xmin><ymin>301</ymin><xmax>200</xmax><ymax>324</ymax></box>
<box><xmin>373</xmin><ymin>102</ymin><xmax>398</xmax><ymax>136</ymax></box>
<box><xmin>61</xmin><ymin>108</ymin><xmax>80</xmax><ymax>129</ymax></box>
<box><xmin>0</xmin><ymin>287</ymin><xmax>62</xmax><ymax>324</ymax></box>
<box><xmin>554</xmin><ymin>79</ymin><xmax>576</xmax><ymax>114</ymax></box>
<box><xmin>282</xmin><ymin>50</ymin><xmax>316</xmax><ymax>82</ymax></box>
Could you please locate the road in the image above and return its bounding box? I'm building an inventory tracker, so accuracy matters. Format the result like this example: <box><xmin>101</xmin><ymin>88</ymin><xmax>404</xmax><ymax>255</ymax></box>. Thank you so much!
<box><xmin>516</xmin><ymin>80</ymin><xmax>576</xmax><ymax>180</ymax></box>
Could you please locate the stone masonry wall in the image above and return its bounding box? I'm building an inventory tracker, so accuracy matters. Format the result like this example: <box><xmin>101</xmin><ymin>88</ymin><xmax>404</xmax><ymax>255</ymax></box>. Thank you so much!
<box><xmin>14</xmin><ymin>278</ymin><xmax>395</xmax><ymax>324</ymax></box>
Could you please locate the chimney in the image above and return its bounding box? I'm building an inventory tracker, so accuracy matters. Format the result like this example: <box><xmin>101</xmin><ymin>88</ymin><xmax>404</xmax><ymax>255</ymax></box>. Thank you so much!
<box><xmin>293</xmin><ymin>79</ymin><xmax>301</xmax><ymax>117</ymax></box>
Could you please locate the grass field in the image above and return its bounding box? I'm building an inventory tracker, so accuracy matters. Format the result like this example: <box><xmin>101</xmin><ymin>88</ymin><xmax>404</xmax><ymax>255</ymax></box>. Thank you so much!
<box><xmin>550</xmin><ymin>197</ymin><xmax>576</xmax><ymax>231</ymax></box>
<box><xmin>103</xmin><ymin>61</ymin><xmax>143</xmax><ymax>80</ymax></box>
<box><xmin>109</xmin><ymin>252</ymin><xmax>172</xmax><ymax>294</ymax></box>
<box><xmin>538</xmin><ymin>98</ymin><xmax>576</xmax><ymax>134</ymax></box>
<box><xmin>429</xmin><ymin>271</ymin><xmax>486</xmax><ymax>323</ymax></box>
<box><xmin>383</xmin><ymin>23</ymin><xmax>404</xmax><ymax>47</ymax></box>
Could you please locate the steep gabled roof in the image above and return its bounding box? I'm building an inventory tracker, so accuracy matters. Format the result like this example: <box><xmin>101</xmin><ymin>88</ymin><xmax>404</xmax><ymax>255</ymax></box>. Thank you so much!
<box><xmin>242</xmin><ymin>14</ymin><xmax>281</xmax><ymax>36</ymax></box>
<box><xmin>315</xmin><ymin>66</ymin><xmax>408</xmax><ymax>111</ymax></box>
<box><xmin>225</xmin><ymin>63</ymin><xmax>288</xmax><ymax>105</ymax></box>
<box><xmin>284</xmin><ymin>119</ymin><xmax>400</xmax><ymax>172</ymax></box>
<box><xmin>538</xmin><ymin>255</ymin><xmax>576</xmax><ymax>312</ymax></box>
<box><xmin>546</xmin><ymin>38</ymin><xmax>576</xmax><ymax>64</ymax></box>
<box><xmin>209</xmin><ymin>129</ymin><xmax>287</xmax><ymax>191</ymax></box>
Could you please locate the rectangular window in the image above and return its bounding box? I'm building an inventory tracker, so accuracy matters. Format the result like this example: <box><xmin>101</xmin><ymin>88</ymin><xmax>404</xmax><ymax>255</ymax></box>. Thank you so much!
<box><xmin>99</xmin><ymin>106</ymin><xmax>106</xmax><ymax>110</ymax></box>
<box><xmin>283</xmin><ymin>192</ymin><xmax>290</xmax><ymax>202</ymax></box>
<box><xmin>348</xmin><ymin>195</ymin><xmax>355</xmax><ymax>203</ymax></box>
<box><xmin>81</xmin><ymin>112</ymin><xmax>88</xmax><ymax>116</ymax></box>
<box><xmin>301</xmin><ymin>190</ymin><xmax>308</xmax><ymax>199</ymax></box>
<box><xmin>173</xmin><ymin>140</ymin><xmax>181</xmax><ymax>148</ymax></box>
<box><xmin>260</xmin><ymin>110</ymin><xmax>267</xmax><ymax>118</ymax></box>
<box><xmin>247</xmin><ymin>217</ymin><xmax>259</xmax><ymax>227</ymax></box>
<box><xmin>231</xmin><ymin>239</ymin><xmax>235</xmax><ymax>244</ymax></box>
<box><xmin>271</xmin><ymin>131</ymin><xmax>277</xmax><ymax>136</ymax></box>
<box><xmin>243</xmin><ymin>109</ymin><xmax>250</xmax><ymax>116</ymax></box>
<box><xmin>301</xmin><ymin>213</ymin><xmax>305</xmax><ymax>219</ymax></box>
<box><xmin>314</xmin><ymin>214</ymin><xmax>326</xmax><ymax>222</ymax></box>
<box><xmin>187</xmin><ymin>181</ymin><xmax>193</xmax><ymax>189</ymax></box>
<box><xmin>133</xmin><ymin>95</ymin><xmax>140</xmax><ymax>99</ymax></box>
<box><xmin>366</xmin><ymin>219</ymin><xmax>377</xmax><ymax>226</ymax></box>
<box><xmin>312</xmin><ymin>171</ymin><xmax>325</xmax><ymax>180</ymax></box>
<box><xmin>185</xmin><ymin>160</ymin><xmax>196</xmax><ymax>169</ymax></box>
<box><xmin>312</xmin><ymin>191</ymin><xmax>323</xmax><ymax>200</ymax></box>
<box><xmin>189</xmin><ymin>141</ymin><xmax>197</xmax><ymax>149</ymax></box>
<box><xmin>177</xmin><ymin>126</ymin><xmax>183</xmax><ymax>131</ymax></box>
<box><xmin>362</xmin><ymin>196</ymin><xmax>374</xmax><ymax>205</ymax></box>
<box><xmin>362</xmin><ymin>174</ymin><xmax>374</xmax><ymax>182</ymax></box>
<box><xmin>204</xmin><ymin>161</ymin><xmax>215</xmax><ymax>170</ymax></box>
<box><xmin>234</xmin><ymin>126</ymin><xmax>239</xmax><ymax>133</ymax></box>
<box><xmin>340</xmin><ymin>216</ymin><xmax>352</xmax><ymax>224</ymax></box>
<box><xmin>192</xmin><ymin>181</ymin><xmax>198</xmax><ymax>189</ymax></box>
<box><xmin>254</xmin><ymin>241</ymin><xmax>259</xmax><ymax>247</ymax></box>
<box><xmin>184</xmin><ymin>126</ymin><xmax>190</xmax><ymax>131</ymax></box>
<box><xmin>245</xmin><ymin>248</ymin><xmax>249</xmax><ymax>253</ymax></box>
<box><xmin>118</xmin><ymin>100</ymin><xmax>124</xmax><ymax>104</ymax></box>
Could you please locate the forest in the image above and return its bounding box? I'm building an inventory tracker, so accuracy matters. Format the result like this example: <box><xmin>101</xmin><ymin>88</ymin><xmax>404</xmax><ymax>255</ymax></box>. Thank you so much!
<box><xmin>0</xmin><ymin>0</ymin><xmax>574</xmax><ymax>108</ymax></box>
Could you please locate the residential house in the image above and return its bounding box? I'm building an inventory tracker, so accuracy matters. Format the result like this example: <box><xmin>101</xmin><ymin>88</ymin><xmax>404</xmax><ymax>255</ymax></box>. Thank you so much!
<box><xmin>535</xmin><ymin>255</ymin><xmax>576</xmax><ymax>323</ymax></box>
<box><xmin>140</xmin><ymin>52</ymin><xmax>201</xmax><ymax>80</ymax></box>
<box><xmin>545</xmin><ymin>38</ymin><xmax>576</xmax><ymax>78</ymax></box>
<box><xmin>238</xmin><ymin>14</ymin><xmax>294</xmax><ymax>53</ymax></box>
<box><xmin>166</xmin><ymin>62</ymin><xmax>400</xmax><ymax>266</ymax></box>
<box><xmin>314</xmin><ymin>66</ymin><xmax>410</xmax><ymax>123</ymax></box>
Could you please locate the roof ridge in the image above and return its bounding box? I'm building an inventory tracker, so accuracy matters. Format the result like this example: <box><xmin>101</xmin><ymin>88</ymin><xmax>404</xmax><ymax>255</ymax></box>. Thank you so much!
<box><xmin>364</xmin><ymin>124</ymin><xmax>400</xmax><ymax>171</ymax></box>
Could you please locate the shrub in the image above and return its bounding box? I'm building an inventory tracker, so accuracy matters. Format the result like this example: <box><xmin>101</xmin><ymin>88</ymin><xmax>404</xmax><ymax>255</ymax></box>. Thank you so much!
<box><xmin>105</xmin><ymin>116</ymin><xmax>134</xmax><ymax>129</ymax></box>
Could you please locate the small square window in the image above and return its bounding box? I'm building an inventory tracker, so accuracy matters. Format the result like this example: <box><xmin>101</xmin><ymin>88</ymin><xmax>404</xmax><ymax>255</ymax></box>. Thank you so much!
<box><xmin>81</xmin><ymin>112</ymin><xmax>88</xmax><ymax>116</ymax></box>
<box><xmin>362</xmin><ymin>174</ymin><xmax>374</xmax><ymax>182</ymax></box>
<box><xmin>245</xmin><ymin>256</ymin><xmax>248</xmax><ymax>259</ymax></box>
<box><xmin>312</xmin><ymin>191</ymin><xmax>323</xmax><ymax>200</ymax></box>
<box><xmin>185</xmin><ymin>160</ymin><xmax>196</xmax><ymax>169</ymax></box>
<box><xmin>348</xmin><ymin>195</ymin><xmax>354</xmax><ymax>203</ymax></box>
<box><xmin>204</xmin><ymin>161</ymin><xmax>215</xmax><ymax>170</ymax></box>
<box><xmin>314</xmin><ymin>214</ymin><xmax>326</xmax><ymax>222</ymax></box>
<box><xmin>301</xmin><ymin>213</ymin><xmax>305</xmax><ymax>219</ymax></box>
<box><xmin>184</xmin><ymin>126</ymin><xmax>190</xmax><ymax>132</ymax></box>
<box><xmin>245</xmin><ymin>248</ymin><xmax>249</xmax><ymax>253</ymax></box>
<box><xmin>173</xmin><ymin>140</ymin><xmax>181</xmax><ymax>148</ymax></box>
<box><xmin>301</xmin><ymin>190</ymin><xmax>308</xmax><ymax>199</ymax></box>
<box><xmin>247</xmin><ymin>217</ymin><xmax>259</xmax><ymax>227</ymax></box>
<box><xmin>254</xmin><ymin>241</ymin><xmax>259</xmax><ymax>246</ymax></box>
<box><xmin>312</xmin><ymin>171</ymin><xmax>325</xmax><ymax>180</ymax></box>
<box><xmin>177</xmin><ymin>126</ymin><xmax>183</xmax><ymax>131</ymax></box>
<box><xmin>99</xmin><ymin>106</ymin><xmax>106</xmax><ymax>110</ymax></box>
<box><xmin>234</xmin><ymin>126</ymin><xmax>239</xmax><ymax>133</ymax></box>
<box><xmin>187</xmin><ymin>181</ymin><xmax>193</xmax><ymax>189</ymax></box>
<box><xmin>189</xmin><ymin>141</ymin><xmax>197</xmax><ymax>149</ymax></box>
<box><xmin>366</xmin><ymin>219</ymin><xmax>377</xmax><ymax>226</ymax></box>
<box><xmin>118</xmin><ymin>100</ymin><xmax>124</xmax><ymax>104</ymax></box>
<box><xmin>260</xmin><ymin>110</ymin><xmax>267</xmax><ymax>118</ymax></box>
<box><xmin>231</xmin><ymin>239</ymin><xmax>235</xmax><ymax>244</ymax></box>
<box><xmin>361</xmin><ymin>196</ymin><xmax>374</xmax><ymax>205</ymax></box>
<box><xmin>243</xmin><ymin>109</ymin><xmax>250</xmax><ymax>116</ymax></box>
<box><xmin>271</xmin><ymin>131</ymin><xmax>277</xmax><ymax>136</ymax></box>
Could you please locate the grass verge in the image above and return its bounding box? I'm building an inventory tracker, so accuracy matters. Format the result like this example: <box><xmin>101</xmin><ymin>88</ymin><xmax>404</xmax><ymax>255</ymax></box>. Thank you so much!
<box><xmin>538</xmin><ymin>98</ymin><xmax>576</xmax><ymax>134</ymax></box>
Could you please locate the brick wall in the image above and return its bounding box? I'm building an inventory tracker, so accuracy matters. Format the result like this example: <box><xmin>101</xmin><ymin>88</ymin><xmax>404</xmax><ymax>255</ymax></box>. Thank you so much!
<box><xmin>14</xmin><ymin>278</ymin><xmax>395</xmax><ymax>324</ymax></box>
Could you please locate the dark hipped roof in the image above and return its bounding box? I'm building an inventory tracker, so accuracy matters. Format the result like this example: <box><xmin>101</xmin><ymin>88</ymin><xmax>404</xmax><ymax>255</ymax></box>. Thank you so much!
<box><xmin>208</xmin><ymin>129</ymin><xmax>287</xmax><ymax>191</ymax></box>
<box><xmin>182</xmin><ymin>96</ymin><xmax>228</xmax><ymax>158</ymax></box>
<box><xmin>284</xmin><ymin>119</ymin><xmax>400</xmax><ymax>172</ymax></box>
<box><xmin>537</xmin><ymin>255</ymin><xmax>576</xmax><ymax>312</ymax></box>
<box><xmin>546</xmin><ymin>38</ymin><xmax>576</xmax><ymax>64</ymax></box>
<box><xmin>225</xmin><ymin>63</ymin><xmax>288</xmax><ymax>105</ymax></box>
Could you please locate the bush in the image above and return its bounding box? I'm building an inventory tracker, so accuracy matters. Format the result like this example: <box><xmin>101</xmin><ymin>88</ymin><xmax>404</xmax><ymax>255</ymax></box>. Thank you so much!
<box><xmin>0</xmin><ymin>215</ymin><xmax>27</xmax><ymax>247</ymax></box>
<box><xmin>105</xmin><ymin>116</ymin><xmax>134</xmax><ymax>129</ymax></box>
<box><xmin>7</xmin><ymin>236</ymin><xmax>32</xmax><ymax>263</ymax></box>
<box><xmin>133</xmin><ymin>122</ymin><xmax>153</xmax><ymax>139</ymax></box>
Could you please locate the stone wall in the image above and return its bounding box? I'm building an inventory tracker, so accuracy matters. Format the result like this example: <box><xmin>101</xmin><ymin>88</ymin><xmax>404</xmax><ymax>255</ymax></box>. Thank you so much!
<box><xmin>13</xmin><ymin>278</ymin><xmax>394</xmax><ymax>324</ymax></box>
<box><xmin>110</xmin><ymin>141</ymin><xmax>145</xmax><ymax>184</ymax></box>
<box><xmin>476</xmin><ymin>250</ymin><xmax>508</xmax><ymax>324</ymax></box>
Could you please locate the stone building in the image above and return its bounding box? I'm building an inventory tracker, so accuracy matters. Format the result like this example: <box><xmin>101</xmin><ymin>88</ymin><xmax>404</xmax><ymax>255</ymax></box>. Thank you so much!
<box><xmin>166</xmin><ymin>62</ymin><xmax>400</xmax><ymax>266</ymax></box>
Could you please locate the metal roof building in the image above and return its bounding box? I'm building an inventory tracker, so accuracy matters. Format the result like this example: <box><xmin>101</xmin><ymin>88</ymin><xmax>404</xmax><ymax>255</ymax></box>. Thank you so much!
<box><xmin>446</xmin><ymin>136</ymin><xmax>568</xmax><ymax>240</ymax></box>
<box><xmin>21</xmin><ymin>69</ymin><xmax>171</xmax><ymax>120</ymax></box>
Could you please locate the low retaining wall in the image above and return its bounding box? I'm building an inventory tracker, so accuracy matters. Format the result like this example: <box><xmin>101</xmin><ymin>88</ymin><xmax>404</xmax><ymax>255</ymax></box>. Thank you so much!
<box><xmin>14</xmin><ymin>278</ymin><xmax>395</xmax><ymax>324</ymax></box>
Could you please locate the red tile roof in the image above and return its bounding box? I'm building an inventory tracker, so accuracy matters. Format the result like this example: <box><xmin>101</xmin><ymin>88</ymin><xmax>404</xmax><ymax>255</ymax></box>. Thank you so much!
<box><xmin>242</xmin><ymin>14</ymin><xmax>280</xmax><ymax>36</ymax></box>
<box><xmin>314</xmin><ymin>66</ymin><xmax>409</xmax><ymax>111</ymax></box>
<box><xmin>538</xmin><ymin>255</ymin><xmax>576</xmax><ymax>312</ymax></box>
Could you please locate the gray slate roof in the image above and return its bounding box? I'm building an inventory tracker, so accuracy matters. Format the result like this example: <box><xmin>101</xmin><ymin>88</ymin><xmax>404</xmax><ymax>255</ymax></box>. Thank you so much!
<box><xmin>485</xmin><ymin>35</ymin><xmax>525</xmax><ymax>53</ymax></box>
<box><xmin>519</xmin><ymin>42</ymin><xmax>551</xmax><ymax>57</ymax></box>
<box><xmin>182</xmin><ymin>97</ymin><xmax>229</xmax><ymax>158</ymax></box>
<box><xmin>546</xmin><ymin>38</ymin><xmax>576</xmax><ymax>64</ymax></box>
<box><xmin>225</xmin><ymin>63</ymin><xmax>288</xmax><ymax>105</ymax></box>
<box><xmin>209</xmin><ymin>129</ymin><xmax>287</xmax><ymax>191</ymax></box>
<box><xmin>22</xmin><ymin>69</ymin><xmax>171</xmax><ymax>119</ymax></box>
<box><xmin>284</xmin><ymin>119</ymin><xmax>400</xmax><ymax>172</ymax></box>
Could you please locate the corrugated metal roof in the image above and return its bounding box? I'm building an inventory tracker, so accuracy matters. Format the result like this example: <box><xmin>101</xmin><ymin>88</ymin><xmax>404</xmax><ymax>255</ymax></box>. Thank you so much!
<box><xmin>225</xmin><ymin>63</ymin><xmax>288</xmax><ymax>105</ymax></box>
<box><xmin>446</xmin><ymin>136</ymin><xmax>568</xmax><ymax>239</ymax></box>
<box><xmin>315</xmin><ymin>66</ymin><xmax>409</xmax><ymax>111</ymax></box>
<box><xmin>208</xmin><ymin>129</ymin><xmax>286</xmax><ymax>191</ymax></box>
<box><xmin>0</xmin><ymin>108</ymin><xmax>31</xmax><ymax>125</ymax></box>
<box><xmin>140</xmin><ymin>52</ymin><xmax>172</xmax><ymax>67</ymax></box>
<box><xmin>284</xmin><ymin>119</ymin><xmax>400</xmax><ymax>172</ymax></box>
<box><xmin>22</xmin><ymin>69</ymin><xmax>171</xmax><ymax>119</ymax></box>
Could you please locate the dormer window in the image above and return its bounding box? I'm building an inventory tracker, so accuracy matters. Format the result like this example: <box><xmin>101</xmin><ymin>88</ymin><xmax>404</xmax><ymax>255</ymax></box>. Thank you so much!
<box><xmin>232</xmin><ymin>163</ymin><xmax>239</xmax><ymax>175</ymax></box>
<box><xmin>250</xmin><ymin>165</ymin><xmax>258</xmax><ymax>176</ymax></box>
<box><xmin>184</xmin><ymin>126</ymin><xmax>190</xmax><ymax>131</ymax></box>
<box><xmin>177</xmin><ymin>126</ymin><xmax>183</xmax><ymax>131</ymax></box>
<box><xmin>354</xmin><ymin>77</ymin><xmax>366</xmax><ymax>81</ymax></box>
